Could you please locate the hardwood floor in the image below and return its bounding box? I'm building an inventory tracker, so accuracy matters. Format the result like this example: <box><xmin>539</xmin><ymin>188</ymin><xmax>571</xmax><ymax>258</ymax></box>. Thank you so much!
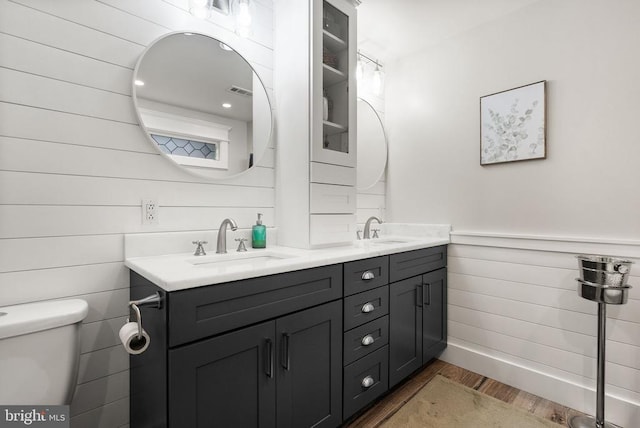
<box><xmin>346</xmin><ymin>360</ymin><xmax>586</xmax><ymax>427</ymax></box>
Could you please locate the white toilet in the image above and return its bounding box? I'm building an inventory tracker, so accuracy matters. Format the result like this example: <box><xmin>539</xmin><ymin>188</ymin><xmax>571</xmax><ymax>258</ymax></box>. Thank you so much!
<box><xmin>0</xmin><ymin>299</ymin><xmax>89</xmax><ymax>405</ymax></box>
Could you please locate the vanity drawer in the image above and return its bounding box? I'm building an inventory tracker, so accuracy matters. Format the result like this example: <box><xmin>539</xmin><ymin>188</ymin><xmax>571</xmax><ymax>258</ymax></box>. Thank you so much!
<box><xmin>168</xmin><ymin>264</ymin><xmax>342</xmax><ymax>347</ymax></box>
<box><xmin>310</xmin><ymin>183</ymin><xmax>356</xmax><ymax>214</ymax></box>
<box><xmin>343</xmin><ymin>315</ymin><xmax>388</xmax><ymax>365</ymax></box>
<box><xmin>310</xmin><ymin>214</ymin><xmax>357</xmax><ymax>246</ymax></box>
<box><xmin>389</xmin><ymin>246</ymin><xmax>447</xmax><ymax>283</ymax></box>
<box><xmin>343</xmin><ymin>286</ymin><xmax>389</xmax><ymax>331</ymax></box>
<box><xmin>344</xmin><ymin>256</ymin><xmax>389</xmax><ymax>296</ymax></box>
<box><xmin>343</xmin><ymin>345</ymin><xmax>389</xmax><ymax>420</ymax></box>
<box><xmin>310</xmin><ymin>161</ymin><xmax>356</xmax><ymax>186</ymax></box>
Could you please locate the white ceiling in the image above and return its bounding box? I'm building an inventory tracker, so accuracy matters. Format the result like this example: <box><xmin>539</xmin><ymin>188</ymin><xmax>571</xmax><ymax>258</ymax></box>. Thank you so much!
<box><xmin>357</xmin><ymin>0</ymin><xmax>541</xmax><ymax>63</ymax></box>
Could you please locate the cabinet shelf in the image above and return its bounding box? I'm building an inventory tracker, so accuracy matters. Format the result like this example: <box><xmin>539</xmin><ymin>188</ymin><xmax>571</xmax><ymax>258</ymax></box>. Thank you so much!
<box><xmin>323</xmin><ymin>120</ymin><xmax>347</xmax><ymax>135</ymax></box>
<box><xmin>323</xmin><ymin>29</ymin><xmax>347</xmax><ymax>52</ymax></box>
<box><xmin>323</xmin><ymin>63</ymin><xmax>346</xmax><ymax>86</ymax></box>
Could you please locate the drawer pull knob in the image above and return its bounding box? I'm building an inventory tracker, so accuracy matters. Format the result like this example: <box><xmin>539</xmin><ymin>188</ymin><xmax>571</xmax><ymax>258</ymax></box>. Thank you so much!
<box><xmin>361</xmin><ymin>303</ymin><xmax>375</xmax><ymax>313</ymax></box>
<box><xmin>361</xmin><ymin>376</ymin><xmax>375</xmax><ymax>388</ymax></box>
<box><xmin>361</xmin><ymin>271</ymin><xmax>375</xmax><ymax>281</ymax></box>
<box><xmin>361</xmin><ymin>335</ymin><xmax>375</xmax><ymax>346</ymax></box>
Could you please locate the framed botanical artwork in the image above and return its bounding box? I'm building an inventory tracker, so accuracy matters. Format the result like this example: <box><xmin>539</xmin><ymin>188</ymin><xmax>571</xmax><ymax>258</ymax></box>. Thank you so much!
<box><xmin>480</xmin><ymin>80</ymin><xmax>546</xmax><ymax>165</ymax></box>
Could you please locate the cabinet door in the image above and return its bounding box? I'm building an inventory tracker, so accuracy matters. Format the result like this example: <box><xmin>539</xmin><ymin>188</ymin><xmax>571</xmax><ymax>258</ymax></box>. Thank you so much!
<box><xmin>168</xmin><ymin>321</ymin><xmax>276</xmax><ymax>428</ymax></box>
<box><xmin>389</xmin><ymin>276</ymin><xmax>423</xmax><ymax>387</ymax></box>
<box><xmin>311</xmin><ymin>0</ymin><xmax>357</xmax><ymax>168</ymax></box>
<box><xmin>422</xmin><ymin>268</ymin><xmax>447</xmax><ymax>363</ymax></box>
<box><xmin>276</xmin><ymin>300</ymin><xmax>342</xmax><ymax>427</ymax></box>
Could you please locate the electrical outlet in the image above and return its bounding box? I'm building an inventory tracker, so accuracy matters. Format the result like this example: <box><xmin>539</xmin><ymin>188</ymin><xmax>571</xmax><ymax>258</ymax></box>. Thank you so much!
<box><xmin>142</xmin><ymin>199</ymin><xmax>159</xmax><ymax>225</ymax></box>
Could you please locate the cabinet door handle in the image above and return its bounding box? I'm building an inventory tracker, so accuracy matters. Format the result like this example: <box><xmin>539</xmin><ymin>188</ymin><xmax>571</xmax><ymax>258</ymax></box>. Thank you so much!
<box><xmin>361</xmin><ymin>334</ymin><xmax>375</xmax><ymax>346</ymax></box>
<box><xmin>361</xmin><ymin>270</ymin><xmax>375</xmax><ymax>281</ymax></box>
<box><xmin>361</xmin><ymin>302</ymin><xmax>375</xmax><ymax>313</ymax></box>
<box><xmin>281</xmin><ymin>333</ymin><xmax>290</xmax><ymax>371</ymax></box>
<box><xmin>264</xmin><ymin>338</ymin><xmax>273</xmax><ymax>378</ymax></box>
<box><xmin>416</xmin><ymin>285</ymin><xmax>423</xmax><ymax>307</ymax></box>
<box><xmin>423</xmin><ymin>283</ymin><xmax>431</xmax><ymax>306</ymax></box>
<box><xmin>361</xmin><ymin>375</ymin><xmax>375</xmax><ymax>388</ymax></box>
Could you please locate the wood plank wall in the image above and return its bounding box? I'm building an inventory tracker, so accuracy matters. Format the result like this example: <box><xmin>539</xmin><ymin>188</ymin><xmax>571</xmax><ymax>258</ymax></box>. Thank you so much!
<box><xmin>0</xmin><ymin>1</ymin><xmax>274</xmax><ymax>427</ymax></box>
<box><xmin>443</xmin><ymin>235</ymin><xmax>640</xmax><ymax>426</ymax></box>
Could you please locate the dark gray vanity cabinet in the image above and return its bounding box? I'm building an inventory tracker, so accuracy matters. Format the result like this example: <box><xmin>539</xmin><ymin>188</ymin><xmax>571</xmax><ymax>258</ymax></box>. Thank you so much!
<box><xmin>388</xmin><ymin>275</ymin><xmax>423</xmax><ymax>387</ymax></box>
<box><xmin>130</xmin><ymin>265</ymin><xmax>343</xmax><ymax>428</ymax></box>
<box><xmin>421</xmin><ymin>268</ymin><xmax>447</xmax><ymax>362</ymax></box>
<box><xmin>168</xmin><ymin>300</ymin><xmax>342</xmax><ymax>428</ymax></box>
<box><xmin>130</xmin><ymin>245</ymin><xmax>448</xmax><ymax>427</ymax></box>
<box><xmin>389</xmin><ymin>247</ymin><xmax>448</xmax><ymax>388</ymax></box>
<box><xmin>275</xmin><ymin>301</ymin><xmax>342</xmax><ymax>428</ymax></box>
<box><xmin>342</xmin><ymin>256</ymin><xmax>390</xmax><ymax>420</ymax></box>
<box><xmin>168</xmin><ymin>321</ymin><xmax>276</xmax><ymax>427</ymax></box>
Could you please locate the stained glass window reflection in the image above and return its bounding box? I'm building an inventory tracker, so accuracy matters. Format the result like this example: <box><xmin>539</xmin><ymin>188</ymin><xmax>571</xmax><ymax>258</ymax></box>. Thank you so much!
<box><xmin>150</xmin><ymin>134</ymin><xmax>218</xmax><ymax>160</ymax></box>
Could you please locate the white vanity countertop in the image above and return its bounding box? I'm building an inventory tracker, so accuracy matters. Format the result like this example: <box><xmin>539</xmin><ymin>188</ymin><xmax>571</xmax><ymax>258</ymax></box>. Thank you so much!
<box><xmin>125</xmin><ymin>235</ymin><xmax>449</xmax><ymax>292</ymax></box>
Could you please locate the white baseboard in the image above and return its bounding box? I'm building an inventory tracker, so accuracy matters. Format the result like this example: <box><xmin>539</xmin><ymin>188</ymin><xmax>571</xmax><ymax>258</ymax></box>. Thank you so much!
<box><xmin>440</xmin><ymin>340</ymin><xmax>640</xmax><ymax>427</ymax></box>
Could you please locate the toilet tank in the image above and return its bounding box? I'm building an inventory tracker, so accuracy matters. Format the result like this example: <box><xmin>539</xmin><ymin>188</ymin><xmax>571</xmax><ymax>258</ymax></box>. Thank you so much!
<box><xmin>0</xmin><ymin>299</ymin><xmax>89</xmax><ymax>405</ymax></box>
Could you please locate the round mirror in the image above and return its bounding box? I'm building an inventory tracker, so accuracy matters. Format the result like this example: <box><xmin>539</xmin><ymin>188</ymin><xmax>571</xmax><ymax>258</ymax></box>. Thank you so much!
<box><xmin>132</xmin><ymin>32</ymin><xmax>272</xmax><ymax>179</ymax></box>
<box><xmin>356</xmin><ymin>98</ymin><xmax>387</xmax><ymax>190</ymax></box>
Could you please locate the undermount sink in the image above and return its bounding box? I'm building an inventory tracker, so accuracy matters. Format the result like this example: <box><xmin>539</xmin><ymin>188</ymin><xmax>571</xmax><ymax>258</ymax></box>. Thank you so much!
<box><xmin>370</xmin><ymin>239</ymin><xmax>412</xmax><ymax>245</ymax></box>
<box><xmin>358</xmin><ymin>238</ymin><xmax>414</xmax><ymax>246</ymax></box>
<box><xmin>188</xmin><ymin>251</ymin><xmax>295</xmax><ymax>269</ymax></box>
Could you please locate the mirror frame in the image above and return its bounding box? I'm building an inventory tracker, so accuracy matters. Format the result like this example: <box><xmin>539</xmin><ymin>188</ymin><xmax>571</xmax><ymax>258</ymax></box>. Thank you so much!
<box><xmin>132</xmin><ymin>31</ymin><xmax>274</xmax><ymax>180</ymax></box>
<box><xmin>356</xmin><ymin>97</ymin><xmax>388</xmax><ymax>190</ymax></box>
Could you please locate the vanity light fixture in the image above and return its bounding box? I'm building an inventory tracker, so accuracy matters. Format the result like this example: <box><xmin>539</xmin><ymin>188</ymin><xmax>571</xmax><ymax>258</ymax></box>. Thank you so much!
<box><xmin>222</xmin><ymin>103</ymin><xmax>232</xmax><ymax>108</ymax></box>
<box><xmin>134</xmin><ymin>79</ymin><xmax>145</xmax><ymax>86</ymax></box>
<box><xmin>189</xmin><ymin>0</ymin><xmax>231</xmax><ymax>20</ymax></box>
<box><xmin>188</xmin><ymin>0</ymin><xmax>253</xmax><ymax>38</ymax></box>
<box><xmin>188</xmin><ymin>0</ymin><xmax>210</xmax><ymax>19</ymax></box>
<box><xmin>371</xmin><ymin>61</ymin><xmax>385</xmax><ymax>96</ymax></box>
<box><xmin>356</xmin><ymin>51</ymin><xmax>385</xmax><ymax>96</ymax></box>
<box><xmin>232</xmin><ymin>0</ymin><xmax>253</xmax><ymax>38</ymax></box>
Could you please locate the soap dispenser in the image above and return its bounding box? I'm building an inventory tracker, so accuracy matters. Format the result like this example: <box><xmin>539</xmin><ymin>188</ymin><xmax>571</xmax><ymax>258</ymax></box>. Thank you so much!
<box><xmin>252</xmin><ymin>213</ymin><xmax>266</xmax><ymax>248</ymax></box>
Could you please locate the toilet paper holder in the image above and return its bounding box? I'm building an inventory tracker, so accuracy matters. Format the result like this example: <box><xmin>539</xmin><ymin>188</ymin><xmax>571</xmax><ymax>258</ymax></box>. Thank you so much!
<box><xmin>128</xmin><ymin>292</ymin><xmax>162</xmax><ymax>339</ymax></box>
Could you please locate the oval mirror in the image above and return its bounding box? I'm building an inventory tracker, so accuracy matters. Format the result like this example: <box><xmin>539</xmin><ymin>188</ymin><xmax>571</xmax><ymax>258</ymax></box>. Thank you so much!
<box><xmin>133</xmin><ymin>32</ymin><xmax>272</xmax><ymax>179</ymax></box>
<box><xmin>356</xmin><ymin>98</ymin><xmax>387</xmax><ymax>190</ymax></box>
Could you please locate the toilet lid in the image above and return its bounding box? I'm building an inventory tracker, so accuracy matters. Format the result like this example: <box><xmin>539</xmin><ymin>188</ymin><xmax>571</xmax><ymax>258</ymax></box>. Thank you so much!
<box><xmin>0</xmin><ymin>299</ymin><xmax>89</xmax><ymax>339</ymax></box>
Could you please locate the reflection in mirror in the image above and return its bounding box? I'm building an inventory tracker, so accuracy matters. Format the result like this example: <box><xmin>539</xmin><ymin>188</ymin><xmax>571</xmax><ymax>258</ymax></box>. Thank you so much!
<box><xmin>356</xmin><ymin>98</ymin><xmax>387</xmax><ymax>190</ymax></box>
<box><xmin>133</xmin><ymin>32</ymin><xmax>272</xmax><ymax>179</ymax></box>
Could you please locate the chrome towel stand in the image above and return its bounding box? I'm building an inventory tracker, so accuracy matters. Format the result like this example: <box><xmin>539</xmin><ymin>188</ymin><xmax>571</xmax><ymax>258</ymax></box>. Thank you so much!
<box><xmin>128</xmin><ymin>292</ymin><xmax>162</xmax><ymax>339</ymax></box>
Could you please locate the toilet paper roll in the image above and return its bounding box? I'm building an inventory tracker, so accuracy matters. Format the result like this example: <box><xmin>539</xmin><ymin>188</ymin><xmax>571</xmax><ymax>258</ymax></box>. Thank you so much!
<box><xmin>119</xmin><ymin>322</ymin><xmax>150</xmax><ymax>355</ymax></box>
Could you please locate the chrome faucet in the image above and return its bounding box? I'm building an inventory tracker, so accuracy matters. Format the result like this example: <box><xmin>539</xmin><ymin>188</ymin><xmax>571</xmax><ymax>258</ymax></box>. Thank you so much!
<box><xmin>216</xmin><ymin>218</ymin><xmax>238</xmax><ymax>254</ymax></box>
<box><xmin>363</xmin><ymin>216</ymin><xmax>382</xmax><ymax>239</ymax></box>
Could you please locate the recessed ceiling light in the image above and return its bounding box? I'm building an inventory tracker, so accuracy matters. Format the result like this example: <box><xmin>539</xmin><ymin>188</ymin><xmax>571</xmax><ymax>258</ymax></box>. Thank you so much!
<box><xmin>219</xmin><ymin>42</ymin><xmax>233</xmax><ymax>51</ymax></box>
<box><xmin>222</xmin><ymin>103</ymin><xmax>232</xmax><ymax>109</ymax></box>
<box><xmin>134</xmin><ymin>80</ymin><xmax>145</xmax><ymax>86</ymax></box>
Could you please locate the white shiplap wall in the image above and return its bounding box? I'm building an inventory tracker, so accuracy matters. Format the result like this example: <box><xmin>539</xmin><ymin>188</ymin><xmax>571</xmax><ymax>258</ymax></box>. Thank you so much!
<box><xmin>442</xmin><ymin>233</ymin><xmax>640</xmax><ymax>427</ymax></box>
<box><xmin>0</xmin><ymin>1</ymin><xmax>274</xmax><ymax>427</ymax></box>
